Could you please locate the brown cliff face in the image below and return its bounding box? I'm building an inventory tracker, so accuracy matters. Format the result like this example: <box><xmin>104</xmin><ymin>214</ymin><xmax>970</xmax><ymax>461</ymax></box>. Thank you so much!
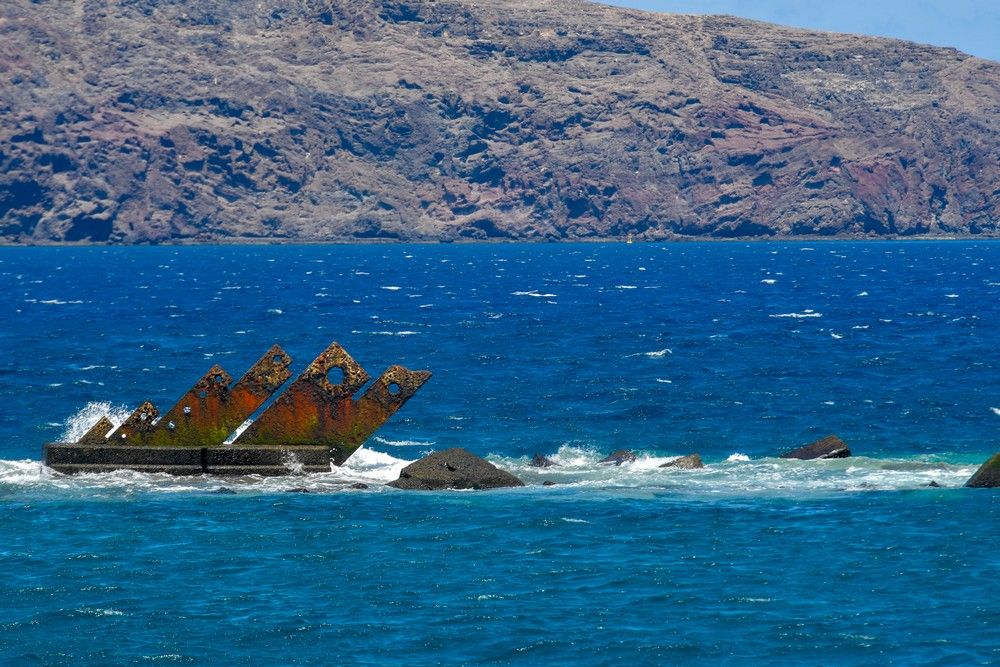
<box><xmin>1</xmin><ymin>0</ymin><xmax>997</xmax><ymax>243</ymax></box>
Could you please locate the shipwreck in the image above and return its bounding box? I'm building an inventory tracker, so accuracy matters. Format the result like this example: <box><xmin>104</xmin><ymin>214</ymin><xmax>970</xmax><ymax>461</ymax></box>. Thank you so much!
<box><xmin>43</xmin><ymin>342</ymin><xmax>431</xmax><ymax>475</ymax></box>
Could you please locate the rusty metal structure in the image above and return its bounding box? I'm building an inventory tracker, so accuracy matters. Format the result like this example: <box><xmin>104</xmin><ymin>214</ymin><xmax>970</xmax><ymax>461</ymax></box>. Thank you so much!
<box><xmin>43</xmin><ymin>342</ymin><xmax>431</xmax><ymax>475</ymax></box>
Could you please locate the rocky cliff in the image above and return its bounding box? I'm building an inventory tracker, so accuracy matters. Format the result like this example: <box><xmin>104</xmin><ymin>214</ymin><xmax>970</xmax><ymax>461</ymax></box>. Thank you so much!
<box><xmin>1</xmin><ymin>0</ymin><xmax>998</xmax><ymax>243</ymax></box>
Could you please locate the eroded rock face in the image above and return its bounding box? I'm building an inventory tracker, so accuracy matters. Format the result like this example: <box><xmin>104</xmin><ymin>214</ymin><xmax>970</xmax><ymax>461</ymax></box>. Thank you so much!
<box><xmin>965</xmin><ymin>452</ymin><xmax>1000</xmax><ymax>488</ymax></box>
<box><xmin>1</xmin><ymin>0</ymin><xmax>997</xmax><ymax>243</ymax></box>
<box><xmin>781</xmin><ymin>435</ymin><xmax>851</xmax><ymax>460</ymax></box>
<box><xmin>387</xmin><ymin>448</ymin><xmax>524</xmax><ymax>490</ymax></box>
<box><xmin>660</xmin><ymin>453</ymin><xmax>704</xmax><ymax>469</ymax></box>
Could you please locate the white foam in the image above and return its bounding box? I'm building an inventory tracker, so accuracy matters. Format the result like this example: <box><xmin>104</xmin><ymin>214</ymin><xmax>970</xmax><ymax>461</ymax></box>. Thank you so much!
<box><xmin>770</xmin><ymin>311</ymin><xmax>822</xmax><ymax>319</ymax></box>
<box><xmin>511</xmin><ymin>290</ymin><xmax>557</xmax><ymax>298</ymax></box>
<box><xmin>381</xmin><ymin>286</ymin><xmax>402</xmax><ymax>291</ymax></box>
<box><xmin>726</xmin><ymin>453</ymin><xmax>751</xmax><ymax>462</ymax></box>
<box><xmin>373</xmin><ymin>436</ymin><xmax>436</xmax><ymax>447</ymax></box>
<box><xmin>761</xmin><ymin>279</ymin><xmax>776</xmax><ymax>285</ymax></box>
<box><xmin>991</xmin><ymin>407</ymin><xmax>1000</xmax><ymax>417</ymax></box>
<box><xmin>61</xmin><ymin>402</ymin><xmax>134</xmax><ymax>442</ymax></box>
<box><xmin>340</xmin><ymin>447</ymin><xmax>414</xmax><ymax>483</ymax></box>
<box><xmin>626</xmin><ymin>348</ymin><xmax>672</xmax><ymax>359</ymax></box>
<box><xmin>615</xmin><ymin>285</ymin><xmax>637</xmax><ymax>289</ymax></box>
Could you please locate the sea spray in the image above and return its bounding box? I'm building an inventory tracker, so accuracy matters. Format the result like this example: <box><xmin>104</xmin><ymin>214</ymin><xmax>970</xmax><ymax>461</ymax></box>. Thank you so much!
<box><xmin>61</xmin><ymin>402</ymin><xmax>134</xmax><ymax>442</ymax></box>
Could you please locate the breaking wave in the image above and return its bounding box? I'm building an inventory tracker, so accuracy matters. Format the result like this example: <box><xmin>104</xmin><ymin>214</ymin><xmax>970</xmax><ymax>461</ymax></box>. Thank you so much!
<box><xmin>61</xmin><ymin>401</ymin><xmax>134</xmax><ymax>442</ymax></box>
<box><xmin>486</xmin><ymin>445</ymin><xmax>978</xmax><ymax>495</ymax></box>
<box><xmin>2</xmin><ymin>443</ymin><xmax>980</xmax><ymax>498</ymax></box>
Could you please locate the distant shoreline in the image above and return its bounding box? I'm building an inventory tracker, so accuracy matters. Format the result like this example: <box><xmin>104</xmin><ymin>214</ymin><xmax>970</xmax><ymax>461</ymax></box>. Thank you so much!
<box><xmin>3</xmin><ymin>235</ymin><xmax>999</xmax><ymax>248</ymax></box>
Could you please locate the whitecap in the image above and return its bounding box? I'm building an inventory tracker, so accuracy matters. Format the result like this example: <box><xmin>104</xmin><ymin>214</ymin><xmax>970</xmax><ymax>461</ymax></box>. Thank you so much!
<box><xmin>340</xmin><ymin>447</ymin><xmax>414</xmax><ymax>483</ymax></box>
<box><xmin>770</xmin><ymin>311</ymin><xmax>822</xmax><ymax>318</ymax></box>
<box><xmin>615</xmin><ymin>285</ymin><xmax>637</xmax><ymax>289</ymax></box>
<box><xmin>726</xmin><ymin>453</ymin><xmax>751</xmax><ymax>462</ymax></box>
<box><xmin>760</xmin><ymin>279</ymin><xmax>776</xmax><ymax>285</ymax></box>
<box><xmin>381</xmin><ymin>286</ymin><xmax>402</xmax><ymax>291</ymax></box>
<box><xmin>991</xmin><ymin>407</ymin><xmax>1000</xmax><ymax>417</ymax></box>
<box><xmin>373</xmin><ymin>436</ymin><xmax>436</xmax><ymax>447</ymax></box>
<box><xmin>511</xmin><ymin>290</ymin><xmax>557</xmax><ymax>298</ymax></box>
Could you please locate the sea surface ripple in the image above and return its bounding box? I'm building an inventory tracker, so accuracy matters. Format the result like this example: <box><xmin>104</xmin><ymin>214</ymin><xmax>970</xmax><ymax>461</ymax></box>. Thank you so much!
<box><xmin>0</xmin><ymin>242</ymin><xmax>998</xmax><ymax>664</ymax></box>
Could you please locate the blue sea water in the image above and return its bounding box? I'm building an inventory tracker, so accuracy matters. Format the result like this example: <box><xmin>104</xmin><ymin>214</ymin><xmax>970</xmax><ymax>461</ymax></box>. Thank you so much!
<box><xmin>0</xmin><ymin>242</ymin><xmax>998</xmax><ymax>665</ymax></box>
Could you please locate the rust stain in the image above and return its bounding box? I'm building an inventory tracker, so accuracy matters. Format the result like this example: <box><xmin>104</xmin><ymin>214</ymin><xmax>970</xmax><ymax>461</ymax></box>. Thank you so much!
<box><xmin>234</xmin><ymin>342</ymin><xmax>431</xmax><ymax>464</ymax></box>
<box><xmin>78</xmin><ymin>416</ymin><xmax>115</xmax><ymax>444</ymax></box>
<box><xmin>142</xmin><ymin>345</ymin><xmax>293</xmax><ymax>446</ymax></box>
<box><xmin>111</xmin><ymin>400</ymin><xmax>159</xmax><ymax>443</ymax></box>
<box><xmin>68</xmin><ymin>341</ymin><xmax>429</xmax><ymax>466</ymax></box>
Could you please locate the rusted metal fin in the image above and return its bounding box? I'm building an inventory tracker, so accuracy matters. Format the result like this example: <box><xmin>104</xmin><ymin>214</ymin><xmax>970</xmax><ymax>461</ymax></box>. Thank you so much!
<box><xmin>77</xmin><ymin>416</ymin><xmax>115</xmax><ymax>444</ymax></box>
<box><xmin>235</xmin><ymin>342</ymin><xmax>430</xmax><ymax>465</ymax></box>
<box><xmin>233</xmin><ymin>342</ymin><xmax>370</xmax><ymax>448</ymax></box>
<box><xmin>112</xmin><ymin>401</ymin><xmax>159</xmax><ymax>443</ymax></box>
<box><xmin>233</xmin><ymin>344</ymin><xmax>294</xmax><ymax>398</ymax></box>
<box><xmin>145</xmin><ymin>346</ymin><xmax>294</xmax><ymax>447</ymax></box>
<box><xmin>330</xmin><ymin>365</ymin><xmax>433</xmax><ymax>465</ymax></box>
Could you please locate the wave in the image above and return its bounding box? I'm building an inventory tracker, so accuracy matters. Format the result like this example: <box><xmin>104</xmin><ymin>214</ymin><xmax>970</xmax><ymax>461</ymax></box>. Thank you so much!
<box><xmin>511</xmin><ymin>290</ymin><xmax>557</xmax><ymax>298</ymax></box>
<box><xmin>2</xmin><ymin>443</ymin><xmax>981</xmax><ymax>498</ymax></box>
<box><xmin>484</xmin><ymin>445</ymin><xmax>978</xmax><ymax>495</ymax></box>
<box><xmin>770</xmin><ymin>310</ymin><xmax>822</xmax><ymax>319</ymax></box>
<box><xmin>61</xmin><ymin>401</ymin><xmax>135</xmax><ymax>442</ymax></box>
<box><xmin>626</xmin><ymin>348</ymin><xmax>672</xmax><ymax>359</ymax></box>
<box><xmin>0</xmin><ymin>446</ymin><xmax>417</xmax><ymax>496</ymax></box>
<box><xmin>372</xmin><ymin>436</ymin><xmax>436</xmax><ymax>448</ymax></box>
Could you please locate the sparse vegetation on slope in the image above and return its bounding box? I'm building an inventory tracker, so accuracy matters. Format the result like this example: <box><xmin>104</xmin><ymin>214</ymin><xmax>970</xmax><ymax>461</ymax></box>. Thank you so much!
<box><xmin>1</xmin><ymin>0</ymin><xmax>997</xmax><ymax>243</ymax></box>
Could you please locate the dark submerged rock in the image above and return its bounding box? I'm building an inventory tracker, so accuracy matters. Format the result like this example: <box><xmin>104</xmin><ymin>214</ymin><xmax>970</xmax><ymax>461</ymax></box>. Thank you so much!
<box><xmin>285</xmin><ymin>487</ymin><xmax>311</xmax><ymax>493</ymax></box>
<box><xmin>349</xmin><ymin>482</ymin><xmax>369</xmax><ymax>489</ymax></box>
<box><xmin>531</xmin><ymin>453</ymin><xmax>558</xmax><ymax>468</ymax></box>
<box><xmin>599</xmin><ymin>449</ymin><xmax>637</xmax><ymax>465</ymax></box>
<box><xmin>927</xmin><ymin>481</ymin><xmax>942</xmax><ymax>488</ymax></box>
<box><xmin>212</xmin><ymin>487</ymin><xmax>237</xmax><ymax>494</ymax></box>
<box><xmin>387</xmin><ymin>448</ymin><xmax>524</xmax><ymax>490</ymax></box>
<box><xmin>780</xmin><ymin>435</ymin><xmax>851</xmax><ymax>460</ymax></box>
<box><xmin>965</xmin><ymin>452</ymin><xmax>1000</xmax><ymax>488</ymax></box>
<box><xmin>660</xmin><ymin>453</ymin><xmax>704</xmax><ymax>469</ymax></box>
<box><xmin>542</xmin><ymin>480</ymin><xmax>557</xmax><ymax>486</ymax></box>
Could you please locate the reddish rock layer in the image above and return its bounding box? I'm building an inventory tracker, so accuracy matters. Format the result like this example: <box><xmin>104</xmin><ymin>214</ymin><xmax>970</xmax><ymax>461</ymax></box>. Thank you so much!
<box><xmin>1</xmin><ymin>0</ymin><xmax>997</xmax><ymax>243</ymax></box>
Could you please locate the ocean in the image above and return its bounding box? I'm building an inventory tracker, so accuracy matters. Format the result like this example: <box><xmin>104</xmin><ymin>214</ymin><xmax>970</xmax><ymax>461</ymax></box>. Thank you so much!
<box><xmin>1</xmin><ymin>242</ymin><xmax>998</xmax><ymax>665</ymax></box>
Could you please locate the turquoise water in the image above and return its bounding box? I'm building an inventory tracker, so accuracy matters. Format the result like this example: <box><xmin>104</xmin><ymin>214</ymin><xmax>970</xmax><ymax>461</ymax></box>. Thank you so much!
<box><xmin>1</xmin><ymin>243</ymin><xmax>998</xmax><ymax>664</ymax></box>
